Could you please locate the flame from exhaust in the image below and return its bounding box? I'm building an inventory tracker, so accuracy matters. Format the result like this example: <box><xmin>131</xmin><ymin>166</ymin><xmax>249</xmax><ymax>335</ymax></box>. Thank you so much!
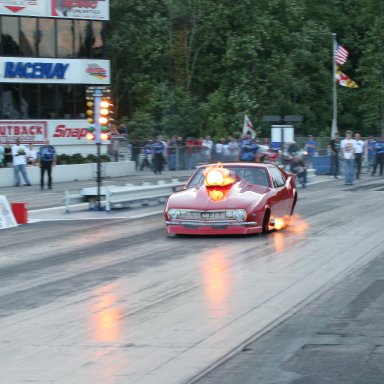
<box><xmin>209</xmin><ymin>189</ymin><xmax>224</xmax><ymax>201</ymax></box>
<box><xmin>204</xmin><ymin>164</ymin><xmax>236</xmax><ymax>187</ymax></box>
<box><xmin>273</xmin><ymin>216</ymin><xmax>289</xmax><ymax>230</ymax></box>
<box><xmin>288</xmin><ymin>213</ymin><xmax>309</xmax><ymax>234</ymax></box>
<box><xmin>272</xmin><ymin>214</ymin><xmax>309</xmax><ymax>233</ymax></box>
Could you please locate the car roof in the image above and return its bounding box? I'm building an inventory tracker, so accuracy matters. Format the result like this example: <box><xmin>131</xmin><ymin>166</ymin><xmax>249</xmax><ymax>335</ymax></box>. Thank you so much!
<box><xmin>197</xmin><ymin>162</ymin><xmax>275</xmax><ymax>169</ymax></box>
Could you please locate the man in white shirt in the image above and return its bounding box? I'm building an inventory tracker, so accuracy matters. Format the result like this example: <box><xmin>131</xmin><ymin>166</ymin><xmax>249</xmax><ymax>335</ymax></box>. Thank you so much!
<box><xmin>214</xmin><ymin>138</ymin><xmax>225</xmax><ymax>162</ymax></box>
<box><xmin>202</xmin><ymin>135</ymin><xmax>213</xmax><ymax>163</ymax></box>
<box><xmin>340</xmin><ymin>130</ymin><xmax>356</xmax><ymax>185</ymax></box>
<box><xmin>11</xmin><ymin>138</ymin><xmax>32</xmax><ymax>186</ymax></box>
<box><xmin>354</xmin><ymin>132</ymin><xmax>365</xmax><ymax>179</ymax></box>
<box><xmin>27</xmin><ymin>143</ymin><xmax>38</xmax><ymax>166</ymax></box>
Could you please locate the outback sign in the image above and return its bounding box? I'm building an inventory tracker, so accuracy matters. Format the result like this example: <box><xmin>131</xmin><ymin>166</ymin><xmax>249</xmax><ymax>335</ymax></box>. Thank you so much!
<box><xmin>0</xmin><ymin>120</ymin><xmax>93</xmax><ymax>145</ymax></box>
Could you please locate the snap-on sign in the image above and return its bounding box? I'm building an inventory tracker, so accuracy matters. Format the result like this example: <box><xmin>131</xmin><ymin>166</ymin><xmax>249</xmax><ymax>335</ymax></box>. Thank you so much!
<box><xmin>53</xmin><ymin>125</ymin><xmax>88</xmax><ymax>140</ymax></box>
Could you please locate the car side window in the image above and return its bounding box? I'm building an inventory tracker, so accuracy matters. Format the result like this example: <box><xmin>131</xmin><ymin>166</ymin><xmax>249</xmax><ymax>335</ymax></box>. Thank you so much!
<box><xmin>187</xmin><ymin>168</ymin><xmax>205</xmax><ymax>187</ymax></box>
<box><xmin>269</xmin><ymin>168</ymin><xmax>286</xmax><ymax>188</ymax></box>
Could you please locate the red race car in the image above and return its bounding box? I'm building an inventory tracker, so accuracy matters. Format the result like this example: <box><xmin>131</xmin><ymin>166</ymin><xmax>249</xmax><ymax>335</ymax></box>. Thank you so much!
<box><xmin>164</xmin><ymin>163</ymin><xmax>298</xmax><ymax>235</ymax></box>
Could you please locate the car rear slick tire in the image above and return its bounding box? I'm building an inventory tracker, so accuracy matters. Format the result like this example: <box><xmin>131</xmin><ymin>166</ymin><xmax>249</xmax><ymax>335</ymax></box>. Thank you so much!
<box><xmin>262</xmin><ymin>209</ymin><xmax>271</xmax><ymax>233</ymax></box>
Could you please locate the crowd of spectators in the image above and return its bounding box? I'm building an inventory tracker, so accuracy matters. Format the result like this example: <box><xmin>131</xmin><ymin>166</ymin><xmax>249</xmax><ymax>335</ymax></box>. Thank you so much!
<box><xmin>130</xmin><ymin>133</ymin><xmax>270</xmax><ymax>172</ymax></box>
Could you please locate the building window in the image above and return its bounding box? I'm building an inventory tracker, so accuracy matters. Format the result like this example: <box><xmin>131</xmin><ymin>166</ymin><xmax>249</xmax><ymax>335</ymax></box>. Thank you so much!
<box><xmin>37</xmin><ymin>18</ymin><xmax>55</xmax><ymax>57</ymax></box>
<box><xmin>91</xmin><ymin>21</ymin><xmax>104</xmax><ymax>58</ymax></box>
<box><xmin>57</xmin><ymin>19</ymin><xmax>74</xmax><ymax>58</ymax></box>
<box><xmin>20</xmin><ymin>84</ymin><xmax>39</xmax><ymax>119</ymax></box>
<box><xmin>0</xmin><ymin>16</ymin><xmax>105</xmax><ymax>59</ymax></box>
<box><xmin>74</xmin><ymin>20</ymin><xmax>90</xmax><ymax>58</ymax></box>
<box><xmin>20</xmin><ymin>17</ymin><xmax>37</xmax><ymax>57</ymax></box>
<box><xmin>1</xmin><ymin>16</ymin><xmax>20</xmax><ymax>56</ymax></box>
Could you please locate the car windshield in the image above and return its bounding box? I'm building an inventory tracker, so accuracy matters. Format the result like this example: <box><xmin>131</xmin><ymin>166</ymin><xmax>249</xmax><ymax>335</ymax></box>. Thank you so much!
<box><xmin>187</xmin><ymin>165</ymin><xmax>270</xmax><ymax>188</ymax></box>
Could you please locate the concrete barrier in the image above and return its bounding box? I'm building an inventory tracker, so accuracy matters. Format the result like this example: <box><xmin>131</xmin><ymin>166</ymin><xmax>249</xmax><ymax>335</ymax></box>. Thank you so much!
<box><xmin>0</xmin><ymin>161</ymin><xmax>135</xmax><ymax>187</ymax></box>
<box><xmin>0</xmin><ymin>195</ymin><xmax>18</xmax><ymax>229</ymax></box>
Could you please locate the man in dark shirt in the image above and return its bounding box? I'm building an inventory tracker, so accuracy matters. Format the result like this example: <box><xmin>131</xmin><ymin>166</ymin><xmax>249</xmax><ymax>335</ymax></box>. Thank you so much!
<box><xmin>290</xmin><ymin>155</ymin><xmax>307</xmax><ymax>187</ymax></box>
<box><xmin>371</xmin><ymin>136</ymin><xmax>384</xmax><ymax>176</ymax></box>
<box><xmin>38</xmin><ymin>139</ymin><xmax>57</xmax><ymax>189</ymax></box>
<box><xmin>152</xmin><ymin>136</ymin><xmax>165</xmax><ymax>174</ymax></box>
<box><xmin>328</xmin><ymin>132</ymin><xmax>340</xmax><ymax>178</ymax></box>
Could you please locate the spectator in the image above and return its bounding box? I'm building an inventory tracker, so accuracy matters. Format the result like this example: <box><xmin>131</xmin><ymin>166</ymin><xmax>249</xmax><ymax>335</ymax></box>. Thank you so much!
<box><xmin>340</xmin><ymin>130</ymin><xmax>356</xmax><ymax>185</ymax></box>
<box><xmin>167</xmin><ymin>135</ymin><xmax>178</xmax><ymax>171</ymax></box>
<box><xmin>186</xmin><ymin>137</ymin><xmax>196</xmax><ymax>169</ymax></box>
<box><xmin>130</xmin><ymin>140</ymin><xmax>141</xmax><ymax>171</ymax></box>
<box><xmin>12</xmin><ymin>137</ymin><xmax>32</xmax><ymax>187</ymax></box>
<box><xmin>27</xmin><ymin>143</ymin><xmax>38</xmax><ymax>166</ymax></box>
<box><xmin>0</xmin><ymin>143</ymin><xmax>4</xmax><ymax>167</ymax></box>
<box><xmin>304</xmin><ymin>135</ymin><xmax>317</xmax><ymax>168</ymax></box>
<box><xmin>176</xmin><ymin>136</ymin><xmax>186</xmax><ymax>170</ymax></box>
<box><xmin>290</xmin><ymin>154</ymin><xmax>307</xmax><ymax>187</ymax></box>
<box><xmin>4</xmin><ymin>142</ymin><xmax>13</xmax><ymax>167</ymax></box>
<box><xmin>354</xmin><ymin>133</ymin><xmax>365</xmax><ymax>179</ymax></box>
<box><xmin>202</xmin><ymin>135</ymin><xmax>213</xmax><ymax>163</ymax></box>
<box><xmin>226</xmin><ymin>136</ymin><xmax>240</xmax><ymax>162</ymax></box>
<box><xmin>239</xmin><ymin>133</ymin><xmax>259</xmax><ymax>162</ymax></box>
<box><xmin>38</xmin><ymin>139</ymin><xmax>57</xmax><ymax>190</ymax></box>
<box><xmin>152</xmin><ymin>135</ymin><xmax>165</xmax><ymax>174</ymax></box>
<box><xmin>214</xmin><ymin>138</ymin><xmax>225</xmax><ymax>162</ymax></box>
<box><xmin>366</xmin><ymin>136</ymin><xmax>376</xmax><ymax>174</ymax></box>
<box><xmin>371</xmin><ymin>136</ymin><xmax>384</xmax><ymax>176</ymax></box>
<box><xmin>140</xmin><ymin>141</ymin><xmax>152</xmax><ymax>171</ymax></box>
<box><xmin>328</xmin><ymin>132</ymin><xmax>340</xmax><ymax>178</ymax></box>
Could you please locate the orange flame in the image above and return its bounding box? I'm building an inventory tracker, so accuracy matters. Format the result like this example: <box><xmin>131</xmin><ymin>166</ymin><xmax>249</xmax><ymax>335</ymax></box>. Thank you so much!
<box><xmin>287</xmin><ymin>213</ymin><xmax>309</xmax><ymax>234</ymax></box>
<box><xmin>274</xmin><ymin>216</ymin><xmax>289</xmax><ymax>230</ymax></box>
<box><xmin>209</xmin><ymin>189</ymin><xmax>224</xmax><ymax>201</ymax></box>
<box><xmin>204</xmin><ymin>164</ymin><xmax>236</xmax><ymax>187</ymax></box>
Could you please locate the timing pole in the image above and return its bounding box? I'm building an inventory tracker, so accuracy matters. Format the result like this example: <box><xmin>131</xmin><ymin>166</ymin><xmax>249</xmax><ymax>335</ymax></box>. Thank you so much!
<box><xmin>331</xmin><ymin>33</ymin><xmax>338</xmax><ymax>137</ymax></box>
<box><xmin>93</xmin><ymin>89</ymin><xmax>103</xmax><ymax>210</ymax></box>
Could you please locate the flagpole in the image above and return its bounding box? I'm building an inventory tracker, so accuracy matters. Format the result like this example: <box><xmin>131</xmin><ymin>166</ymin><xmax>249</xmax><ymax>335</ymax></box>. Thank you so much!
<box><xmin>331</xmin><ymin>33</ymin><xmax>338</xmax><ymax>137</ymax></box>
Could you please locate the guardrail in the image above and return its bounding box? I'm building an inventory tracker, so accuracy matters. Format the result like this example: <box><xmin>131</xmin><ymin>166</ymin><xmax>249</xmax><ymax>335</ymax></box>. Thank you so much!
<box><xmin>63</xmin><ymin>179</ymin><xmax>186</xmax><ymax>212</ymax></box>
<box><xmin>105</xmin><ymin>179</ymin><xmax>184</xmax><ymax>211</ymax></box>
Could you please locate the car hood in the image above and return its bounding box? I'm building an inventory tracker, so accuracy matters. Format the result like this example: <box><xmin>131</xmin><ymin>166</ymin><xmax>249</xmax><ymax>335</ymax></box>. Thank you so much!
<box><xmin>167</xmin><ymin>181</ymin><xmax>270</xmax><ymax>210</ymax></box>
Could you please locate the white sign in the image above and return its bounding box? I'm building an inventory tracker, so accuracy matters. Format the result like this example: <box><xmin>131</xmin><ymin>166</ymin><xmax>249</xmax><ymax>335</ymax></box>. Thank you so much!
<box><xmin>50</xmin><ymin>0</ymin><xmax>109</xmax><ymax>20</ymax></box>
<box><xmin>0</xmin><ymin>58</ymin><xmax>111</xmax><ymax>85</ymax></box>
<box><xmin>0</xmin><ymin>0</ymin><xmax>109</xmax><ymax>20</ymax></box>
<box><xmin>0</xmin><ymin>195</ymin><xmax>18</xmax><ymax>230</ymax></box>
<box><xmin>0</xmin><ymin>119</ymin><xmax>102</xmax><ymax>145</ymax></box>
<box><xmin>0</xmin><ymin>0</ymin><xmax>45</xmax><ymax>16</ymax></box>
<box><xmin>0</xmin><ymin>121</ymin><xmax>47</xmax><ymax>144</ymax></box>
<box><xmin>271</xmin><ymin>125</ymin><xmax>295</xmax><ymax>143</ymax></box>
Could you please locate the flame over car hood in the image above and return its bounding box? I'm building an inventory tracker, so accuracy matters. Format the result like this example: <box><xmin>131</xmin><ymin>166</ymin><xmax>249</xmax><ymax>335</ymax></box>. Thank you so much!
<box><xmin>167</xmin><ymin>180</ymin><xmax>270</xmax><ymax>211</ymax></box>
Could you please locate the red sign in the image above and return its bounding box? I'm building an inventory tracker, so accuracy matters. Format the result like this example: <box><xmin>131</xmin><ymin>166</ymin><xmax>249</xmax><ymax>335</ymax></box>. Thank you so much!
<box><xmin>0</xmin><ymin>121</ymin><xmax>47</xmax><ymax>144</ymax></box>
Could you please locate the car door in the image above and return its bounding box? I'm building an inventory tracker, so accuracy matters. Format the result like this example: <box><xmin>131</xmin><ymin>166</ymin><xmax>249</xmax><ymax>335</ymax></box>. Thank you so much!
<box><xmin>268</xmin><ymin>167</ymin><xmax>290</xmax><ymax>216</ymax></box>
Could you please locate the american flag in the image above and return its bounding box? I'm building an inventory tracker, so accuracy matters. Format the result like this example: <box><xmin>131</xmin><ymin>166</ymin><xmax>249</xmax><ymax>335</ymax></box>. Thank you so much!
<box><xmin>335</xmin><ymin>42</ymin><xmax>349</xmax><ymax>65</ymax></box>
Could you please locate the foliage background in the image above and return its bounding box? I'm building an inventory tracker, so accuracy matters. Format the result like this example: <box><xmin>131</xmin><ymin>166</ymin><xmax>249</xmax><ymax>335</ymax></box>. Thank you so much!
<box><xmin>107</xmin><ymin>0</ymin><xmax>384</xmax><ymax>140</ymax></box>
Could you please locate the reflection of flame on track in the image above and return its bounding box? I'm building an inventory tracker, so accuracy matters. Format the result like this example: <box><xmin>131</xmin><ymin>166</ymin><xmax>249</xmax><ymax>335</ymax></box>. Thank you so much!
<box><xmin>202</xmin><ymin>249</ymin><xmax>231</xmax><ymax>317</ymax></box>
<box><xmin>90</xmin><ymin>285</ymin><xmax>121</xmax><ymax>342</ymax></box>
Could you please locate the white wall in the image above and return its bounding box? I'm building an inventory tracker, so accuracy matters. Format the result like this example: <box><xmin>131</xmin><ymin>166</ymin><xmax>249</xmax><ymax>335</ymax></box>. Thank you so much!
<box><xmin>0</xmin><ymin>161</ymin><xmax>135</xmax><ymax>187</ymax></box>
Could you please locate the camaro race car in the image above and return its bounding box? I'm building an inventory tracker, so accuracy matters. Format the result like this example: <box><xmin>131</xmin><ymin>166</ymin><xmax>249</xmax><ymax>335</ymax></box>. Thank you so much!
<box><xmin>164</xmin><ymin>163</ymin><xmax>297</xmax><ymax>235</ymax></box>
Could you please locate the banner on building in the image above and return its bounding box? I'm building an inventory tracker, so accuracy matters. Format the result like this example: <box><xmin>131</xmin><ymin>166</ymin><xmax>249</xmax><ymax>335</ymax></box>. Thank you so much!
<box><xmin>50</xmin><ymin>0</ymin><xmax>109</xmax><ymax>20</ymax></box>
<box><xmin>0</xmin><ymin>119</ymin><xmax>96</xmax><ymax>145</ymax></box>
<box><xmin>0</xmin><ymin>0</ymin><xmax>109</xmax><ymax>20</ymax></box>
<box><xmin>0</xmin><ymin>57</ymin><xmax>110</xmax><ymax>85</ymax></box>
